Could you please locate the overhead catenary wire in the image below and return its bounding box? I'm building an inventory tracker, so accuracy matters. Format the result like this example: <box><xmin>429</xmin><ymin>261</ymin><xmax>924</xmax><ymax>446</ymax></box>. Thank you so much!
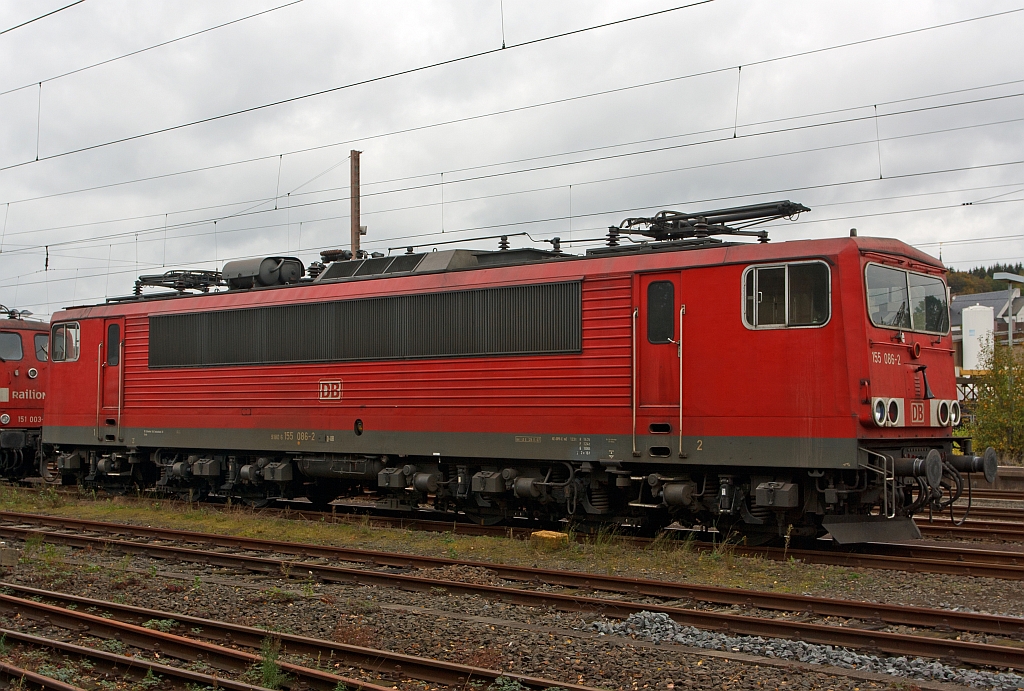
<box><xmin>3</xmin><ymin>92</ymin><xmax>1022</xmax><ymax>254</ymax></box>
<box><xmin>4</xmin><ymin>5</ymin><xmax>1023</xmax><ymax>181</ymax></box>
<box><xmin>0</xmin><ymin>0</ymin><xmax>85</xmax><ymax>37</ymax></box>
<box><xmin>6</xmin><ymin>58</ymin><xmax>1023</xmax><ymax>210</ymax></box>
<box><xmin>0</xmin><ymin>0</ymin><xmax>719</xmax><ymax>174</ymax></box>
<box><xmin>4</xmin><ymin>76</ymin><xmax>1022</xmax><ymax>243</ymax></box>
<box><xmin>4</xmin><ymin>127</ymin><xmax>1024</xmax><ymax>264</ymax></box>
<box><xmin>0</xmin><ymin>0</ymin><xmax>306</xmax><ymax>98</ymax></box>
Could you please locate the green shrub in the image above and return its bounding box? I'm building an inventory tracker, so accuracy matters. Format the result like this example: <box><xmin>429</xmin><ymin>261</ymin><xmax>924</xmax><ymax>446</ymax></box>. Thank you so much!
<box><xmin>970</xmin><ymin>342</ymin><xmax>1024</xmax><ymax>462</ymax></box>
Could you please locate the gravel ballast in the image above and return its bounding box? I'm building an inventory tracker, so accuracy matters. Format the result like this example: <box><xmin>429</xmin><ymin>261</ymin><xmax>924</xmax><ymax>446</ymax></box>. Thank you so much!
<box><xmin>591</xmin><ymin>611</ymin><xmax>1024</xmax><ymax>690</ymax></box>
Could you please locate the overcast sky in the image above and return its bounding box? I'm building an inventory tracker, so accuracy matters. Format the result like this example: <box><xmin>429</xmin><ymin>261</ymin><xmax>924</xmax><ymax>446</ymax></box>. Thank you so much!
<box><xmin>1</xmin><ymin>0</ymin><xmax>1022</xmax><ymax>317</ymax></box>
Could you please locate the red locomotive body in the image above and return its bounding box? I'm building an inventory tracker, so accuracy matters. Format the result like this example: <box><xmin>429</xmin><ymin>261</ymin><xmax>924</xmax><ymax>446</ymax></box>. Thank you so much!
<box><xmin>40</xmin><ymin>202</ymin><xmax>992</xmax><ymax>542</ymax></box>
<box><xmin>0</xmin><ymin>311</ymin><xmax>50</xmax><ymax>479</ymax></box>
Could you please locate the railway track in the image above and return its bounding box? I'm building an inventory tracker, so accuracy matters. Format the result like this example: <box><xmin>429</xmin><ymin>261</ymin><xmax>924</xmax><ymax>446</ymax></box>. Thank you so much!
<box><xmin>3</xmin><ymin>512</ymin><xmax>1024</xmax><ymax>669</ymax></box>
<box><xmin>4</xmin><ymin>508</ymin><xmax>1024</xmax><ymax>581</ymax></box>
<box><xmin>0</xmin><ymin>627</ymin><xmax>273</xmax><ymax>691</ymax></box>
<box><xmin>0</xmin><ymin>586</ymin><xmax>600</xmax><ymax>691</ymax></box>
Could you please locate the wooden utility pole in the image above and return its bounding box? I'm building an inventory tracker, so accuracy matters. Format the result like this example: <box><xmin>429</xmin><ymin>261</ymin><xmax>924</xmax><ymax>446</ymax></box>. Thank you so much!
<box><xmin>350</xmin><ymin>150</ymin><xmax>361</xmax><ymax>257</ymax></box>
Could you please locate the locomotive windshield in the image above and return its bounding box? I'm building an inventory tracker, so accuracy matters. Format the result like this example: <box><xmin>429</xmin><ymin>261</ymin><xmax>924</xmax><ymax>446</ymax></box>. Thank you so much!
<box><xmin>866</xmin><ymin>263</ymin><xmax>949</xmax><ymax>334</ymax></box>
<box><xmin>0</xmin><ymin>332</ymin><xmax>23</xmax><ymax>361</ymax></box>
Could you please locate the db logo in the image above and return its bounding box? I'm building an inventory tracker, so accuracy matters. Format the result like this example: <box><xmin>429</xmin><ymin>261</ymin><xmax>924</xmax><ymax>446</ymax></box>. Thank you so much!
<box><xmin>318</xmin><ymin>380</ymin><xmax>343</xmax><ymax>401</ymax></box>
<box><xmin>910</xmin><ymin>401</ymin><xmax>925</xmax><ymax>425</ymax></box>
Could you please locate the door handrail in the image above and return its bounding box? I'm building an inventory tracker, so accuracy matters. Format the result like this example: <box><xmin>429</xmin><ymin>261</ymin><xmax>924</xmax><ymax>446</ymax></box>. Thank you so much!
<box><xmin>631</xmin><ymin>308</ymin><xmax>639</xmax><ymax>458</ymax></box>
<box><xmin>116</xmin><ymin>340</ymin><xmax>124</xmax><ymax>442</ymax></box>
<box><xmin>95</xmin><ymin>343</ymin><xmax>102</xmax><ymax>441</ymax></box>
<box><xmin>678</xmin><ymin>304</ymin><xmax>685</xmax><ymax>458</ymax></box>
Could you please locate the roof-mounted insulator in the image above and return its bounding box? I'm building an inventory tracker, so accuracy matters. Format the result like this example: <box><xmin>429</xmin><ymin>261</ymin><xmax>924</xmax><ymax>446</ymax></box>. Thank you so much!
<box><xmin>306</xmin><ymin>261</ymin><xmax>326</xmax><ymax>279</ymax></box>
<box><xmin>606</xmin><ymin>226</ymin><xmax>620</xmax><ymax>247</ymax></box>
<box><xmin>499</xmin><ymin>235</ymin><xmax>510</xmax><ymax>251</ymax></box>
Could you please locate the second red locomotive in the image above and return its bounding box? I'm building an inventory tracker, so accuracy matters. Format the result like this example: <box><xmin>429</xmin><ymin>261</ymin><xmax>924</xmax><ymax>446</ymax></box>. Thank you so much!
<box><xmin>38</xmin><ymin>201</ymin><xmax>994</xmax><ymax>543</ymax></box>
<box><xmin>0</xmin><ymin>307</ymin><xmax>50</xmax><ymax>480</ymax></box>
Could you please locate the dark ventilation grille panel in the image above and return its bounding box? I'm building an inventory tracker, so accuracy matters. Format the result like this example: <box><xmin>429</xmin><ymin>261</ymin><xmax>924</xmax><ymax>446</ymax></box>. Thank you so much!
<box><xmin>320</xmin><ymin>261</ymin><xmax>362</xmax><ymax>280</ymax></box>
<box><xmin>384</xmin><ymin>254</ymin><xmax>424</xmax><ymax>273</ymax></box>
<box><xmin>149</xmin><ymin>281</ymin><xmax>582</xmax><ymax>368</ymax></box>
<box><xmin>353</xmin><ymin>257</ymin><xmax>394</xmax><ymax>276</ymax></box>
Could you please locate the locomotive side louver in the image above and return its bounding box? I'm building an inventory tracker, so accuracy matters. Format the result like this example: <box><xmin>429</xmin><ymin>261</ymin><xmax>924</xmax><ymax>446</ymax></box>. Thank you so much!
<box><xmin>148</xmin><ymin>281</ymin><xmax>582</xmax><ymax>368</ymax></box>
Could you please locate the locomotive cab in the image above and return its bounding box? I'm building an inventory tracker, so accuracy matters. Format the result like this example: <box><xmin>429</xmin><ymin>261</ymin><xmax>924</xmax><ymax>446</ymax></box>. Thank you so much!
<box><xmin>844</xmin><ymin>253</ymin><xmax>993</xmax><ymax>541</ymax></box>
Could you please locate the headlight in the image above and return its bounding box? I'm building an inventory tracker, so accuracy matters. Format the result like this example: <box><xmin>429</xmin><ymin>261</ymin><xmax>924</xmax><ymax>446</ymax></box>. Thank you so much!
<box><xmin>937</xmin><ymin>400</ymin><xmax>950</xmax><ymax>427</ymax></box>
<box><xmin>950</xmin><ymin>400</ymin><xmax>961</xmax><ymax>427</ymax></box>
<box><xmin>887</xmin><ymin>400</ymin><xmax>900</xmax><ymax>425</ymax></box>
<box><xmin>0</xmin><ymin>414</ymin><xmax>9</xmax><ymax>425</ymax></box>
<box><xmin>27</xmin><ymin>368</ymin><xmax>37</xmax><ymax>379</ymax></box>
<box><xmin>873</xmin><ymin>399</ymin><xmax>887</xmax><ymax>426</ymax></box>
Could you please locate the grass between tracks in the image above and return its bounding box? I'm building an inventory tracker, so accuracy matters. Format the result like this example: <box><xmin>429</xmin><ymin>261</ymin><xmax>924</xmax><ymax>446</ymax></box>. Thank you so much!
<box><xmin>0</xmin><ymin>485</ymin><xmax>874</xmax><ymax>596</ymax></box>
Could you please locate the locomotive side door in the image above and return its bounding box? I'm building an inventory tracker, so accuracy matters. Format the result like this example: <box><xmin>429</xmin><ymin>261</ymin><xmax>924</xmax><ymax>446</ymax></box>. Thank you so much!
<box><xmin>100</xmin><ymin>318</ymin><xmax>124</xmax><ymax>435</ymax></box>
<box><xmin>636</xmin><ymin>273</ymin><xmax>682</xmax><ymax>439</ymax></box>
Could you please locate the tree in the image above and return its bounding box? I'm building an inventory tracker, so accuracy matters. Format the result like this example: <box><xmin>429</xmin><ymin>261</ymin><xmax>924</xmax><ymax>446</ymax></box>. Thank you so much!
<box><xmin>947</xmin><ymin>262</ymin><xmax>1024</xmax><ymax>296</ymax></box>
<box><xmin>971</xmin><ymin>341</ymin><xmax>1024</xmax><ymax>461</ymax></box>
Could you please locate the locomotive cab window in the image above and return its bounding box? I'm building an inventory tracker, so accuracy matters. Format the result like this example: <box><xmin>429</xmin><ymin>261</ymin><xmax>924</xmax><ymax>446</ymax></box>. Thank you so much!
<box><xmin>51</xmin><ymin>322</ymin><xmax>80</xmax><ymax>362</ymax></box>
<box><xmin>107</xmin><ymin>324</ymin><xmax>120</xmax><ymax>366</ymax></box>
<box><xmin>0</xmin><ymin>332</ymin><xmax>23</xmax><ymax>361</ymax></box>
<box><xmin>647</xmin><ymin>281</ymin><xmax>675</xmax><ymax>343</ymax></box>
<box><xmin>866</xmin><ymin>263</ymin><xmax>949</xmax><ymax>334</ymax></box>
<box><xmin>34</xmin><ymin>334</ymin><xmax>48</xmax><ymax>362</ymax></box>
<box><xmin>743</xmin><ymin>261</ymin><xmax>830</xmax><ymax>329</ymax></box>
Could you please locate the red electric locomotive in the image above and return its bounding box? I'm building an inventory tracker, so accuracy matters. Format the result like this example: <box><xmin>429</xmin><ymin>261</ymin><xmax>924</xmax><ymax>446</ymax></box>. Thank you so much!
<box><xmin>0</xmin><ymin>307</ymin><xmax>50</xmax><ymax>480</ymax></box>
<box><xmin>40</xmin><ymin>201</ymin><xmax>994</xmax><ymax>543</ymax></box>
